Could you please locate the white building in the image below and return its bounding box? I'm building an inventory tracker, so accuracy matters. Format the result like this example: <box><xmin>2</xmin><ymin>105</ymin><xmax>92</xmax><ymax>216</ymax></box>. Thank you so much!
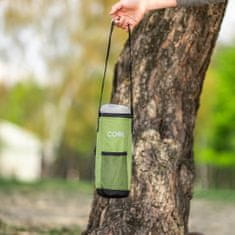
<box><xmin>0</xmin><ymin>120</ymin><xmax>42</xmax><ymax>182</ymax></box>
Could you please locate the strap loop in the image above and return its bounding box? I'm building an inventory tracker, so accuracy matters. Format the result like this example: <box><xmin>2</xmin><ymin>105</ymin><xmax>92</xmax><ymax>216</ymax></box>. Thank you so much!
<box><xmin>96</xmin><ymin>21</ymin><xmax>133</xmax><ymax>132</ymax></box>
<box><xmin>127</xmin><ymin>24</ymin><xmax>134</xmax><ymax>133</ymax></box>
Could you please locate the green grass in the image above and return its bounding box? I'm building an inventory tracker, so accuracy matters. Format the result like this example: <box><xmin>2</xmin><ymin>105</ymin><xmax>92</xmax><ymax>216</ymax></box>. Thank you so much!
<box><xmin>193</xmin><ymin>188</ymin><xmax>235</xmax><ymax>203</ymax></box>
<box><xmin>0</xmin><ymin>220</ymin><xmax>81</xmax><ymax>235</ymax></box>
<box><xmin>0</xmin><ymin>178</ymin><xmax>94</xmax><ymax>194</ymax></box>
<box><xmin>1</xmin><ymin>178</ymin><xmax>235</xmax><ymax>203</ymax></box>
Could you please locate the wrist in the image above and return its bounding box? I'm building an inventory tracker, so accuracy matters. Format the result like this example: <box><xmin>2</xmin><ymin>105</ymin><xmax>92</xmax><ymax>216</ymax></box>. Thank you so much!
<box><xmin>139</xmin><ymin>0</ymin><xmax>149</xmax><ymax>14</ymax></box>
<box><xmin>145</xmin><ymin>0</ymin><xmax>177</xmax><ymax>11</ymax></box>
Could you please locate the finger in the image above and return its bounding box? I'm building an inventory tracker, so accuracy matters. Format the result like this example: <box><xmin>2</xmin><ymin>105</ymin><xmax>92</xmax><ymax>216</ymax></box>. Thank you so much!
<box><xmin>109</xmin><ymin>2</ymin><xmax>123</xmax><ymax>15</ymax></box>
<box><xmin>124</xmin><ymin>24</ymin><xmax>134</xmax><ymax>32</ymax></box>
<box><xmin>125</xmin><ymin>22</ymin><xmax>133</xmax><ymax>31</ymax></box>
<box><xmin>115</xmin><ymin>20</ymin><xmax>126</xmax><ymax>30</ymax></box>
<box><xmin>128</xmin><ymin>24</ymin><xmax>134</xmax><ymax>32</ymax></box>
<box><xmin>112</xmin><ymin>14</ymin><xmax>137</xmax><ymax>29</ymax></box>
<box><xmin>118</xmin><ymin>16</ymin><xmax>126</xmax><ymax>27</ymax></box>
<box><xmin>123</xmin><ymin>17</ymin><xmax>137</xmax><ymax>31</ymax></box>
<box><xmin>124</xmin><ymin>23</ymin><xmax>130</xmax><ymax>32</ymax></box>
<box><xmin>113</xmin><ymin>16</ymin><xmax>123</xmax><ymax>26</ymax></box>
<box><xmin>113</xmin><ymin>18</ymin><xmax>122</xmax><ymax>28</ymax></box>
<box><xmin>121</xmin><ymin>14</ymin><xmax>138</xmax><ymax>24</ymax></box>
<box><xmin>123</xmin><ymin>19</ymin><xmax>130</xmax><ymax>30</ymax></box>
<box><xmin>113</xmin><ymin>16</ymin><xmax>121</xmax><ymax>26</ymax></box>
<box><xmin>112</xmin><ymin>15</ymin><xmax>120</xmax><ymax>22</ymax></box>
<box><xmin>115</xmin><ymin>21</ymin><xmax>124</xmax><ymax>29</ymax></box>
<box><xmin>122</xmin><ymin>17</ymin><xmax>135</xmax><ymax>30</ymax></box>
<box><xmin>121</xmin><ymin>21</ymin><xmax>129</xmax><ymax>31</ymax></box>
<box><xmin>113</xmin><ymin>15</ymin><xmax>129</xmax><ymax>30</ymax></box>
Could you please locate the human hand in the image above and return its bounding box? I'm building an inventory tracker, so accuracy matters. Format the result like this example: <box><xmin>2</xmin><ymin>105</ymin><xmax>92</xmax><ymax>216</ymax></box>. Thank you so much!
<box><xmin>109</xmin><ymin>0</ymin><xmax>148</xmax><ymax>31</ymax></box>
<box><xmin>110</xmin><ymin>0</ymin><xmax>177</xmax><ymax>31</ymax></box>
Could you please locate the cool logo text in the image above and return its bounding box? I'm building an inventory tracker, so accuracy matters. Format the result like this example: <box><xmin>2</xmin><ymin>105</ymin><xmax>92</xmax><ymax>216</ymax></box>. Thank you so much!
<box><xmin>107</xmin><ymin>131</ymin><xmax>125</xmax><ymax>138</ymax></box>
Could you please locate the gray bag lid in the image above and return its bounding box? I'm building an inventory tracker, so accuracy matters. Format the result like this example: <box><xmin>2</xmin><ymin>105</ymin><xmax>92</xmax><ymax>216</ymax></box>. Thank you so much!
<box><xmin>100</xmin><ymin>104</ymin><xmax>131</xmax><ymax>114</ymax></box>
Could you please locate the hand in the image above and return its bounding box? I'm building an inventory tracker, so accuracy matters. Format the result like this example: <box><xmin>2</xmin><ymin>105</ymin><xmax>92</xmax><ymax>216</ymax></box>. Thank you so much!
<box><xmin>109</xmin><ymin>0</ymin><xmax>148</xmax><ymax>31</ymax></box>
<box><xmin>109</xmin><ymin>0</ymin><xmax>177</xmax><ymax>31</ymax></box>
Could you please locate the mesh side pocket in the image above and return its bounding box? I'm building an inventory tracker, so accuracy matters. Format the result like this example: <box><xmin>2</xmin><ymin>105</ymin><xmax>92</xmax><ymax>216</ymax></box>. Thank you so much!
<box><xmin>101</xmin><ymin>151</ymin><xmax>128</xmax><ymax>190</ymax></box>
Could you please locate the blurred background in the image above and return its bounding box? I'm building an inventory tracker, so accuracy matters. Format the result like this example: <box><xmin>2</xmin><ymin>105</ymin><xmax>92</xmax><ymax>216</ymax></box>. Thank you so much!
<box><xmin>0</xmin><ymin>0</ymin><xmax>234</xmax><ymax>234</ymax></box>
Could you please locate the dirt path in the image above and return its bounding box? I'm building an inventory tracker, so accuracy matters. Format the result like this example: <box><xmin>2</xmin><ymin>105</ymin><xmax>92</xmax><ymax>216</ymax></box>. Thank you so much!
<box><xmin>0</xmin><ymin>190</ymin><xmax>92</xmax><ymax>233</ymax></box>
<box><xmin>189</xmin><ymin>199</ymin><xmax>235</xmax><ymax>235</ymax></box>
<box><xmin>0</xmin><ymin>190</ymin><xmax>234</xmax><ymax>234</ymax></box>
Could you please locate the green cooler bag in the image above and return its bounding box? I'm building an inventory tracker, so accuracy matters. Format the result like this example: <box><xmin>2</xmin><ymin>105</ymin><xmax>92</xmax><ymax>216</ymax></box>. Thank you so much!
<box><xmin>95</xmin><ymin>22</ymin><xmax>133</xmax><ymax>198</ymax></box>
<box><xmin>95</xmin><ymin>104</ymin><xmax>133</xmax><ymax>198</ymax></box>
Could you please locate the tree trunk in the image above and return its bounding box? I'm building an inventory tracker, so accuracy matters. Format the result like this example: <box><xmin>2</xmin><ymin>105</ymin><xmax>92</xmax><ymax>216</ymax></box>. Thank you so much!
<box><xmin>83</xmin><ymin>3</ymin><xmax>227</xmax><ymax>235</ymax></box>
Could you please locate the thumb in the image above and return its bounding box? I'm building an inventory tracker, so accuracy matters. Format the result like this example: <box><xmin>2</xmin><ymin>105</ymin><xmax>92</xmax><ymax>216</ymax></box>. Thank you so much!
<box><xmin>109</xmin><ymin>2</ymin><xmax>123</xmax><ymax>15</ymax></box>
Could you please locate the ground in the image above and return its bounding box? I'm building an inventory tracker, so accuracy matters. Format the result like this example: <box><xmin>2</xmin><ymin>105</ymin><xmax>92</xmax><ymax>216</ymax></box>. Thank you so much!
<box><xmin>0</xmin><ymin>180</ymin><xmax>234</xmax><ymax>235</ymax></box>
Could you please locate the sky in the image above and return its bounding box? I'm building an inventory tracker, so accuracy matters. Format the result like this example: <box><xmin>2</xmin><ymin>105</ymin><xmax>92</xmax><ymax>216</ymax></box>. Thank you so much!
<box><xmin>0</xmin><ymin>1</ymin><xmax>234</xmax><ymax>86</ymax></box>
<box><xmin>218</xmin><ymin>0</ymin><xmax>235</xmax><ymax>44</ymax></box>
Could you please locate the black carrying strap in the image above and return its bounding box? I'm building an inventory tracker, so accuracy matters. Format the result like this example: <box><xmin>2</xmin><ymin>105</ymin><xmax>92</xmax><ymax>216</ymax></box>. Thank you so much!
<box><xmin>96</xmin><ymin>21</ymin><xmax>134</xmax><ymax>133</ymax></box>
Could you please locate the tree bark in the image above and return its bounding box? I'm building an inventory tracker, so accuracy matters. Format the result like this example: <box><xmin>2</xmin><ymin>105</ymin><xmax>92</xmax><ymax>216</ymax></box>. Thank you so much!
<box><xmin>83</xmin><ymin>3</ymin><xmax>227</xmax><ymax>235</ymax></box>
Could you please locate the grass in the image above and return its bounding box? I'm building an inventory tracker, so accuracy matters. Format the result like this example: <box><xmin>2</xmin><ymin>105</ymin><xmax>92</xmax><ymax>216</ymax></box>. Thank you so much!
<box><xmin>0</xmin><ymin>178</ymin><xmax>92</xmax><ymax>235</ymax></box>
<box><xmin>0</xmin><ymin>220</ymin><xmax>81</xmax><ymax>235</ymax></box>
<box><xmin>193</xmin><ymin>188</ymin><xmax>235</xmax><ymax>203</ymax></box>
<box><xmin>0</xmin><ymin>178</ymin><xmax>94</xmax><ymax>194</ymax></box>
<box><xmin>0</xmin><ymin>178</ymin><xmax>234</xmax><ymax>203</ymax></box>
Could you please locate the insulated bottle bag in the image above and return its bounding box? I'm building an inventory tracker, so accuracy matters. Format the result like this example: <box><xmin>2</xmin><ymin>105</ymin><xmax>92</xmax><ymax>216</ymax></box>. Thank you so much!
<box><xmin>95</xmin><ymin>21</ymin><xmax>134</xmax><ymax>198</ymax></box>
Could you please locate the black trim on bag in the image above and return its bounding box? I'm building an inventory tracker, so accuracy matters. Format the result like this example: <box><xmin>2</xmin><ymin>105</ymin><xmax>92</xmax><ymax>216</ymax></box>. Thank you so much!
<box><xmin>99</xmin><ymin>112</ymin><xmax>133</xmax><ymax>118</ymax></box>
<box><xmin>101</xmin><ymin>151</ymin><xmax>127</xmax><ymax>156</ymax></box>
<box><xmin>97</xmin><ymin>188</ymin><xmax>129</xmax><ymax>198</ymax></box>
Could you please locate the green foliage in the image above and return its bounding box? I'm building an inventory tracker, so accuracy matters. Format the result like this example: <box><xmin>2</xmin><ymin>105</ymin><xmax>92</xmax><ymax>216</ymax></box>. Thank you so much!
<box><xmin>195</xmin><ymin>45</ymin><xmax>235</xmax><ymax>167</ymax></box>
<box><xmin>0</xmin><ymin>80</ymin><xmax>47</xmax><ymax>138</ymax></box>
<box><xmin>0</xmin><ymin>0</ymin><xmax>138</xmax><ymax>180</ymax></box>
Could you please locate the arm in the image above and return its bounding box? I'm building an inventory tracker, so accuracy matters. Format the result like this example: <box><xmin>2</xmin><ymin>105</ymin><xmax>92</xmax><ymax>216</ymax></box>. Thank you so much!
<box><xmin>146</xmin><ymin>0</ymin><xmax>226</xmax><ymax>10</ymax></box>
<box><xmin>177</xmin><ymin>0</ymin><xmax>226</xmax><ymax>7</ymax></box>
<box><xmin>145</xmin><ymin>0</ymin><xmax>177</xmax><ymax>10</ymax></box>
